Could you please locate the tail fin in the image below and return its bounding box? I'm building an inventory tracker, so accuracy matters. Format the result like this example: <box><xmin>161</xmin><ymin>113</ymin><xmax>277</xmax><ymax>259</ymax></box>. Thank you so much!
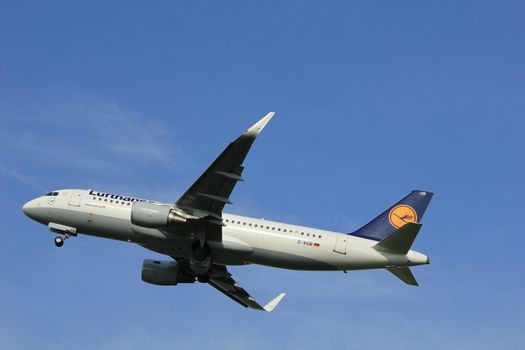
<box><xmin>349</xmin><ymin>190</ymin><xmax>433</xmax><ymax>241</ymax></box>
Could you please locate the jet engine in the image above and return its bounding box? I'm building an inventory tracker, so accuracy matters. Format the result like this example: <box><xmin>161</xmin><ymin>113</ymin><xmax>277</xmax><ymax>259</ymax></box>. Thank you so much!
<box><xmin>131</xmin><ymin>202</ymin><xmax>188</xmax><ymax>229</ymax></box>
<box><xmin>141</xmin><ymin>259</ymin><xmax>195</xmax><ymax>286</ymax></box>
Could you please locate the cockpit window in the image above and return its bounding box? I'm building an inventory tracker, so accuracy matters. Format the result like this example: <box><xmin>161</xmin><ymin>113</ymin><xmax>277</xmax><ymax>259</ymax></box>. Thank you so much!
<box><xmin>45</xmin><ymin>192</ymin><xmax>59</xmax><ymax>196</ymax></box>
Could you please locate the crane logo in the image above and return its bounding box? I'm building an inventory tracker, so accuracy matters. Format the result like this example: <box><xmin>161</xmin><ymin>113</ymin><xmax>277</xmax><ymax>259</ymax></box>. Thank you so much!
<box><xmin>388</xmin><ymin>205</ymin><xmax>418</xmax><ymax>229</ymax></box>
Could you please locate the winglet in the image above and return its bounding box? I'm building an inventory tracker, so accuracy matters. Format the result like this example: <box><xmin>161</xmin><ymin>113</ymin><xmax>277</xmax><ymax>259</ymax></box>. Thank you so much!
<box><xmin>245</xmin><ymin>112</ymin><xmax>276</xmax><ymax>137</ymax></box>
<box><xmin>263</xmin><ymin>292</ymin><xmax>286</xmax><ymax>312</ymax></box>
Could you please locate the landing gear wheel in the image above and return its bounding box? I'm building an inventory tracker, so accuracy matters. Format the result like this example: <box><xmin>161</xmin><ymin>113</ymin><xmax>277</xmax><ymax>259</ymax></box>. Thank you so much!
<box><xmin>193</xmin><ymin>245</ymin><xmax>210</xmax><ymax>261</ymax></box>
<box><xmin>197</xmin><ymin>274</ymin><xmax>210</xmax><ymax>283</ymax></box>
<box><xmin>54</xmin><ymin>236</ymin><xmax>64</xmax><ymax>247</ymax></box>
<box><xmin>190</xmin><ymin>242</ymin><xmax>212</xmax><ymax>275</ymax></box>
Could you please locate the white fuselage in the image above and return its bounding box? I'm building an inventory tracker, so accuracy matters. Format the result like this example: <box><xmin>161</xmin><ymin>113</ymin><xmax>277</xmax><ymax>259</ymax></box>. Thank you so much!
<box><xmin>23</xmin><ymin>189</ymin><xmax>428</xmax><ymax>271</ymax></box>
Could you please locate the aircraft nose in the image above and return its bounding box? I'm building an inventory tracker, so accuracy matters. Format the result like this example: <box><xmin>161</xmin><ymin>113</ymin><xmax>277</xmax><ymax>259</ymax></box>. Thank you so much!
<box><xmin>22</xmin><ymin>199</ymin><xmax>38</xmax><ymax>219</ymax></box>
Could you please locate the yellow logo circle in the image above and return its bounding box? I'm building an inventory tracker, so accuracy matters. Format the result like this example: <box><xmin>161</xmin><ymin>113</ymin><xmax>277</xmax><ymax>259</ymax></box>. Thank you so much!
<box><xmin>388</xmin><ymin>205</ymin><xmax>417</xmax><ymax>229</ymax></box>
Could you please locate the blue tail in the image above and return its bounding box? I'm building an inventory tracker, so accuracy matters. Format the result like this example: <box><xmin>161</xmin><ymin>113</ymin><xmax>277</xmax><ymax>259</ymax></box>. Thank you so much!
<box><xmin>349</xmin><ymin>190</ymin><xmax>434</xmax><ymax>241</ymax></box>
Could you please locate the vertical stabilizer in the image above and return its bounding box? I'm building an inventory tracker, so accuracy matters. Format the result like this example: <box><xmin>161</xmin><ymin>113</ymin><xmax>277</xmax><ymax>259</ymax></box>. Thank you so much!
<box><xmin>349</xmin><ymin>190</ymin><xmax>433</xmax><ymax>241</ymax></box>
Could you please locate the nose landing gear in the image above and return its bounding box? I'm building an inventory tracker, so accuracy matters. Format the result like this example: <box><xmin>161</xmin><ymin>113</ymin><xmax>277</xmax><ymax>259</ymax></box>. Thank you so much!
<box><xmin>54</xmin><ymin>236</ymin><xmax>64</xmax><ymax>247</ymax></box>
<box><xmin>54</xmin><ymin>234</ymin><xmax>71</xmax><ymax>247</ymax></box>
<box><xmin>49</xmin><ymin>223</ymin><xmax>77</xmax><ymax>248</ymax></box>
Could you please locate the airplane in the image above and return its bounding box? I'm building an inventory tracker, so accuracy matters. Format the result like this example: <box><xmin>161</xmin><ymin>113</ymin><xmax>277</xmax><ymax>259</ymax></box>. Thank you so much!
<box><xmin>22</xmin><ymin>113</ymin><xmax>433</xmax><ymax>312</ymax></box>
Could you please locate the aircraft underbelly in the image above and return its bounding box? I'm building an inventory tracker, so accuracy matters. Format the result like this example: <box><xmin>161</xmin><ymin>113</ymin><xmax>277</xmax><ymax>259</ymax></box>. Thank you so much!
<box><xmin>224</xmin><ymin>227</ymin><xmax>337</xmax><ymax>270</ymax></box>
<box><xmin>50</xmin><ymin>208</ymin><xmax>136</xmax><ymax>242</ymax></box>
<box><xmin>248</xmin><ymin>247</ymin><xmax>336</xmax><ymax>270</ymax></box>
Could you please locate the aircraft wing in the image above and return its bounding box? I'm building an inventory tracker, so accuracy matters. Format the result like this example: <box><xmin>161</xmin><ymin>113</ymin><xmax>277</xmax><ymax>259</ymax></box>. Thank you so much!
<box><xmin>175</xmin><ymin>112</ymin><xmax>275</xmax><ymax>241</ymax></box>
<box><xmin>208</xmin><ymin>265</ymin><xmax>285</xmax><ymax>312</ymax></box>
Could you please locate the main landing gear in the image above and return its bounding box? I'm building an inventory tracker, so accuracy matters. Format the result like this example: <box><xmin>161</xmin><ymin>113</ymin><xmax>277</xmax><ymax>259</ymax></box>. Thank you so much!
<box><xmin>54</xmin><ymin>234</ymin><xmax>71</xmax><ymax>247</ymax></box>
<box><xmin>190</xmin><ymin>243</ymin><xmax>212</xmax><ymax>275</ymax></box>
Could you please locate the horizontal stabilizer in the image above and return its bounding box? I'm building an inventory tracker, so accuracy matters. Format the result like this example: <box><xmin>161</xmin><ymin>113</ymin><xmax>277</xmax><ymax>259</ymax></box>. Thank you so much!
<box><xmin>387</xmin><ymin>267</ymin><xmax>419</xmax><ymax>286</ymax></box>
<box><xmin>374</xmin><ymin>222</ymin><xmax>422</xmax><ymax>255</ymax></box>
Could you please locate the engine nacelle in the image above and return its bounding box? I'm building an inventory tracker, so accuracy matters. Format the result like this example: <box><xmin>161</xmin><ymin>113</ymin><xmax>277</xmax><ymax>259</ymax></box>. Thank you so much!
<box><xmin>131</xmin><ymin>202</ymin><xmax>187</xmax><ymax>229</ymax></box>
<box><xmin>141</xmin><ymin>260</ymin><xmax>195</xmax><ymax>286</ymax></box>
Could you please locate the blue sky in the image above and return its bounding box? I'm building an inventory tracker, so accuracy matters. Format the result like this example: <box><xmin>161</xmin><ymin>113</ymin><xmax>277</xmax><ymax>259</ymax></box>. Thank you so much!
<box><xmin>1</xmin><ymin>1</ymin><xmax>524</xmax><ymax>349</ymax></box>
